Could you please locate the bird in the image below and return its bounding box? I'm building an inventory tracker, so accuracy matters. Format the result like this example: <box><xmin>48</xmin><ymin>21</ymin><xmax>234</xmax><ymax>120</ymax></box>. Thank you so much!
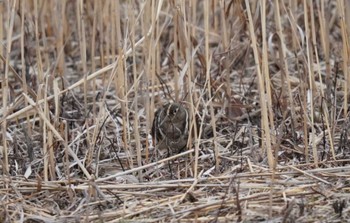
<box><xmin>151</xmin><ymin>102</ymin><xmax>189</xmax><ymax>155</ymax></box>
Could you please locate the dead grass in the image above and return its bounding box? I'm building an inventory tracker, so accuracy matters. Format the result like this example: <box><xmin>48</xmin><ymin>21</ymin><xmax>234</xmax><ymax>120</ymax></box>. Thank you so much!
<box><xmin>1</xmin><ymin>0</ymin><xmax>350</xmax><ymax>222</ymax></box>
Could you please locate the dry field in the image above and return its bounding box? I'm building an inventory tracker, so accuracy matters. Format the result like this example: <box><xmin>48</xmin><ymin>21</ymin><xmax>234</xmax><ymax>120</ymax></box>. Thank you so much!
<box><xmin>1</xmin><ymin>0</ymin><xmax>350</xmax><ymax>222</ymax></box>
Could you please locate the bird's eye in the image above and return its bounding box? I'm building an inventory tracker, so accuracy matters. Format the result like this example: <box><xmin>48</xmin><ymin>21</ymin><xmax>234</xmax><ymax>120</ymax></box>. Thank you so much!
<box><xmin>171</xmin><ymin>108</ymin><xmax>177</xmax><ymax>115</ymax></box>
<box><xmin>168</xmin><ymin>105</ymin><xmax>179</xmax><ymax>116</ymax></box>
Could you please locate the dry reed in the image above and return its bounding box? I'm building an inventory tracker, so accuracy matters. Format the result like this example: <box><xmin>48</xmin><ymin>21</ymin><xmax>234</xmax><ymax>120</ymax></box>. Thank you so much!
<box><xmin>0</xmin><ymin>0</ymin><xmax>350</xmax><ymax>222</ymax></box>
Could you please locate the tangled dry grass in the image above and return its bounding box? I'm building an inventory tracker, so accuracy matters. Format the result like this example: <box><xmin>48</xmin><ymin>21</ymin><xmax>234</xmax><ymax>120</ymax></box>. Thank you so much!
<box><xmin>1</xmin><ymin>0</ymin><xmax>350</xmax><ymax>222</ymax></box>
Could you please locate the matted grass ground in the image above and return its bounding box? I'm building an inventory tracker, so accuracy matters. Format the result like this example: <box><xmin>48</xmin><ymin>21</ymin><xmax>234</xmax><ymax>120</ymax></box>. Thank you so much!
<box><xmin>1</xmin><ymin>0</ymin><xmax>350</xmax><ymax>222</ymax></box>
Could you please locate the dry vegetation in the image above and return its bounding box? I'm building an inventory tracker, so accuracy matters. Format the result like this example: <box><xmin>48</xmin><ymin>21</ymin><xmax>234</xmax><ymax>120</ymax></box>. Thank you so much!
<box><xmin>1</xmin><ymin>0</ymin><xmax>350</xmax><ymax>222</ymax></box>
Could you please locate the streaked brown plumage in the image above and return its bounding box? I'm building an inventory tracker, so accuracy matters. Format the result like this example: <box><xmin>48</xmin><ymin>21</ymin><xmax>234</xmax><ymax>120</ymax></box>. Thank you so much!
<box><xmin>152</xmin><ymin>103</ymin><xmax>189</xmax><ymax>154</ymax></box>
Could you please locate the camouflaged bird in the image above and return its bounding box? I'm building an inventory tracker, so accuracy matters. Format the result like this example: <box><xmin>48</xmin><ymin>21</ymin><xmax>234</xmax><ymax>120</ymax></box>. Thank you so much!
<box><xmin>152</xmin><ymin>103</ymin><xmax>189</xmax><ymax>155</ymax></box>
